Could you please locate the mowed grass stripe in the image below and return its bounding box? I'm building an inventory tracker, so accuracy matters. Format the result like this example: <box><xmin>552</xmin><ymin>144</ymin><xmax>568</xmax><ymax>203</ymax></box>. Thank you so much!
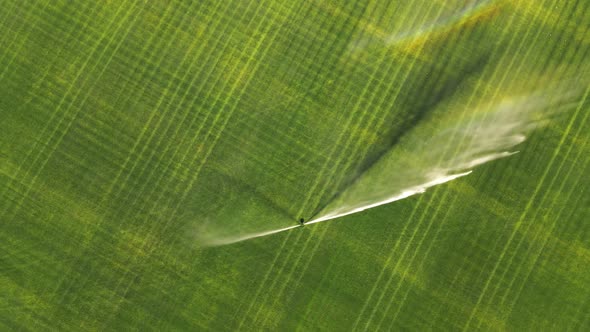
<box><xmin>260</xmin><ymin>224</ymin><xmax>332</xmax><ymax>327</ymax></box>
<box><xmin>486</xmin><ymin>4</ymin><xmax>590</xmax><ymax>315</ymax></box>
<box><xmin>94</xmin><ymin>1</ymin><xmax>209</xmax><ymax>206</ymax></box>
<box><xmin>396</xmin><ymin>0</ymin><xmax>568</xmax><ymax>328</ymax></box>
<box><xmin>97</xmin><ymin>2</ymin><xmax>189</xmax><ymax>115</ymax></box>
<box><xmin>1</xmin><ymin>1</ymin><xmax>141</xmax><ymax>220</ymax></box>
<box><xmin>463</xmin><ymin>75</ymin><xmax>589</xmax><ymax>330</ymax></box>
<box><xmin>0</xmin><ymin>1</ymin><xmax>98</xmax><ymax>207</ymax></box>
<box><xmin>491</xmin><ymin>89</ymin><xmax>590</xmax><ymax>310</ymax></box>
<box><xmin>252</xmin><ymin>2</ymin><xmax>386</xmax><ymax>327</ymax></box>
<box><xmin>0</xmin><ymin>1</ymin><xmax>51</xmax><ymax>79</ymax></box>
<box><xmin>499</xmin><ymin>97</ymin><xmax>590</xmax><ymax>318</ymax></box>
<box><xmin>0</xmin><ymin>0</ymin><xmax>37</xmax><ymax>49</ymax></box>
<box><xmin>305</xmin><ymin>0</ymin><xmax>419</xmax><ymax>217</ymax></box>
<box><xmin>0</xmin><ymin>0</ymin><xmax>130</xmax><ymax>195</ymax></box>
<box><xmin>236</xmin><ymin>2</ymin><xmax>353</xmax><ymax>324</ymax></box>
<box><xmin>384</xmin><ymin>188</ymin><xmax>460</xmax><ymax>330</ymax></box>
<box><xmin>358</xmin><ymin>0</ymin><xmax>544</xmax><ymax>321</ymax></box>
<box><xmin>137</xmin><ymin>0</ymin><xmax>302</xmax><ymax>274</ymax></box>
<box><xmin>430</xmin><ymin>2</ymin><xmax>557</xmax><ymax>326</ymax></box>
<box><xmin>156</xmin><ymin>2</ymin><xmax>311</xmax><ymax>321</ymax></box>
<box><xmin>367</xmin><ymin>0</ymin><xmax>548</xmax><ymax>324</ymax></box>
<box><xmin>293</xmin><ymin>0</ymin><xmax>387</xmax><ymax>220</ymax></box>
<box><xmin>133</xmin><ymin>0</ymin><xmax>273</xmax><ymax>191</ymax></box>
<box><xmin>88</xmin><ymin>4</ymin><xmax>216</xmax><ymax>325</ymax></box>
<box><xmin>25</xmin><ymin>0</ymin><xmax>149</xmax><ymax>310</ymax></box>
<box><xmin>469</xmin><ymin>1</ymin><xmax>589</xmax><ymax>325</ymax></box>
<box><xmin>144</xmin><ymin>0</ymin><xmax>283</xmax><ymax>225</ymax></box>
<box><xmin>112</xmin><ymin>2</ymin><xmax>219</xmax><ymax>219</ymax></box>
<box><xmin>79</xmin><ymin>2</ymin><xmax>281</xmax><ymax>319</ymax></box>
<box><xmin>350</xmin><ymin>1</ymin><xmax>462</xmax><ymax>328</ymax></box>
<box><xmin>324</xmin><ymin>0</ymin><xmax>489</xmax><ymax>221</ymax></box>
<box><xmin>217</xmin><ymin>3</ymin><xmax>331</xmax><ymax>325</ymax></box>
<box><xmin>238</xmin><ymin>0</ymin><xmax>372</xmax><ymax>316</ymax></box>
<box><xmin>95</xmin><ymin>1</ymin><xmax>201</xmax><ymax>212</ymax></box>
<box><xmin>366</xmin><ymin>192</ymin><xmax>443</xmax><ymax>329</ymax></box>
<box><xmin>257</xmin><ymin>0</ymin><xmax>390</xmax><ymax>311</ymax></box>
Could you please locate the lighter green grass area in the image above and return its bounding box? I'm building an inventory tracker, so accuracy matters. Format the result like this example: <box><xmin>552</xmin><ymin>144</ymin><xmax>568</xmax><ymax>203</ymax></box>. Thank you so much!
<box><xmin>1</xmin><ymin>0</ymin><xmax>589</xmax><ymax>330</ymax></box>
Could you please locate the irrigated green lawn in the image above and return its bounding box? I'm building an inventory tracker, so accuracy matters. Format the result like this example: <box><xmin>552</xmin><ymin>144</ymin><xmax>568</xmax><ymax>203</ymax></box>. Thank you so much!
<box><xmin>1</xmin><ymin>0</ymin><xmax>589</xmax><ymax>330</ymax></box>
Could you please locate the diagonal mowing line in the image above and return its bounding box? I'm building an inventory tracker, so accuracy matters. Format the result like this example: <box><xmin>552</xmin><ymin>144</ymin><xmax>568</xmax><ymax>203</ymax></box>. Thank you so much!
<box><xmin>383</xmin><ymin>188</ymin><xmax>458</xmax><ymax>329</ymax></box>
<box><xmin>0</xmin><ymin>0</ymin><xmax>19</xmax><ymax>39</ymax></box>
<box><xmin>120</xmin><ymin>0</ymin><xmax>308</xmax><ymax>221</ymax></box>
<box><xmin>256</xmin><ymin>2</ymin><xmax>395</xmax><ymax>326</ymax></box>
<box><xmin>37</xmin><ymin>5</ymin><xmax>183</xmax><ymax>298</ymax></box>
<box><xmin>351</xmin><ymin>196</ymin><xmax>428</xmax><ymax>331</ymax></box>
<box><xmin>497</xmin><ymin>87</ymin><xmax>590</xmax><ymax>312</ymax></box>
<box><xmin>257</xmin><ymin>1</ymin><xmax>396</xmax><ymax>325</ymax></box>
<box><xmin>107</xmin><ymin>1</ymin><xmax>215</xmax><ymax>220</ymax></box>
<box><xmin>313</xmin><ymin>0</ymin><xmax>497</xmax><ymax>221</ymax></box>
<box><xmin>463</xmin><ymin>84</ymin><xmax>589</xmax><ymax>331</ymax></box>
<box><xmin>378</xmin><ymin>0</ymin><xmax>544</xmax><ymax>327</ymax></box>
<box><xmin>258</xmin><ymin>224</ymin><xmax>322</xmax><ymax>327</ymax></box>
<box><xmin>235</xmin><ymin>231</ymin><xmax>294</xmax><ymax>330</ymax></box>
<box><xmin>93</xmin><ymin>1</ymin><xmax>201</xmax><ymax>211</ymax></box>
<box><xmin>251</xmin><ymin>230</ymin><xmax>307</xmax><ymax>325</ymax></box>
<box><xmin>446</xmin><ymin>0</ymin><xmax>563</xmax><ymax>326</ymax></box>
<box><xmin>0</xmin><ymin>1</ymin><xmax>35</xmax><ymax>52</ymax></box>
<box><xmin>492</xmin><ymin>50</ymin><xmax>590</xmax><ymax>320</ymax></box>
<box><xmin>261</xmin><ymin>224</ymin><xmax>330</xmax><ymax>326</ymax></box>
<box><xmin>0</xmin><ymin>1</ymin><xmax>98</xmax><ymax>212</ymax></box>
<box><xmin>145</xmin><ymin>0</ymin><xmax>300</xmax><ymax>267</ymax></box>
<box><xmin>479</xmin><ymin>0</ymin><xmax>590</xmax><ymax>315</ymax></box>
<box><xmin>502</xmin><ymin>121</ymin><xmax>590</xmax><ymax>323</ymax></box>
<box><xmin>125</xmin><ymin>0</ymin><xmax>267</xmax><ymax>213</ymax></box>
<box><xmin>221</xmin><ymin>5</ymin><xmax>374</xmax><ymax>320</ymax></box>
<box><xmin>299</xmin><ymin>1</ymin><xmax>412</xmax><ymax>221</ymax></box>
<box><xmin>293</xmin><ymin>0</ymin><xmax>393</xmax><ymax>222</ymax></box>
<box><xmin>95</xmin><ymin>7</ymin><xmax>214</xmax><ymax>320</ymax></box>
<box><xmin>440</xmin><ymin>0</ymin><xmax>564</xmax><ymax>326</ymax></box>
<box><xmin>102</xmin><ymin>0</ymin><xmax>283</xmax><ymax>322</ymax></box>
<box><xmin>352</xmin><ymin>2</ymin><xmax>482</xmax><ymax>329</ymax></box>
<box><xmin>364</xmin><ymin>189</ymin><xmax>443</xmax><ymax>329</ymax></box>
<box><xmin>91</xmin><ymin>1</ymin><xmax>201</xmax><ymax>201</ymax></box>
<box><xmin>294</xmin><ymin>252</ymin><xmax>338</xmax><ymax>332</ymax></box>
<box><xmin>37</xmin><ymin>3</ymin><xmax>148</xmax><ymax>307</ymax></box>
<box><xmin>364</xmin><ymin>0</ymin><xmax>541</xmax><ymax>325</ymax></box>
<box><xmin>390</xmin><ymin>194</ymin><xmax>465</xmax><ymax>329</ymax></box>
<box><xmin>103</xmin><ymin>1</ymin><xmax>214</xmax><ymax>210</ymax></box>
<box><xmin>142</xmin><ymin>0</ymin><xmax>281</xmax><ymax>237</ymax></box>
<box><xmin>237</xmin><ymin>2</ymin><xmax>367</xmax><ymax>325</ymax></box>
<box><xmin>0</xmin><ymin>1</ymin><xmax>51</xmax><ymax>80</ymax></box>
<box><xmin>235</xmin><ymin>3</ymin><xmax>345</xmax><ymax>327</ymax></box>
<box><xmin>475</xmin><ymin>33</ymin><xmax>588</xmax><ymax>325</ymax></box>
<box><xmin>1</xmin><ymin>1</ymin><xmax>139</xmax><ymax>220</ymax></box>
<box><xmin>175</xmin><ymin>3</ymin><xmax>328</xmax><ymax>324</ymax></box>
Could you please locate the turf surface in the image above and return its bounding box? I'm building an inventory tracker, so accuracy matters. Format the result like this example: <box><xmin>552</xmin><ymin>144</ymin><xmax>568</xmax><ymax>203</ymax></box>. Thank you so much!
<box><xmin>1</xmin><ymin>0</ymin><xmax>590</xmax><ymax>330</ymax></box>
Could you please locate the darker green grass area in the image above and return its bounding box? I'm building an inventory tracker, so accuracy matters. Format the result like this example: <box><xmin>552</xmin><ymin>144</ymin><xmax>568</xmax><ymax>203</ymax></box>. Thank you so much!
<box><xmin>1</xmin><ymin>0</ymin><xmax>590</xmax><ymax>331</ymax></box>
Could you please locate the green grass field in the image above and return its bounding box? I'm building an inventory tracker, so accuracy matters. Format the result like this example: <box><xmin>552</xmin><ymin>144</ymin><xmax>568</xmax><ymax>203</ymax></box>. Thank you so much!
<box><xmin>1</xmin><ymin>0</ymin><xmax>590</xmax><ymax>330</ymax></box>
